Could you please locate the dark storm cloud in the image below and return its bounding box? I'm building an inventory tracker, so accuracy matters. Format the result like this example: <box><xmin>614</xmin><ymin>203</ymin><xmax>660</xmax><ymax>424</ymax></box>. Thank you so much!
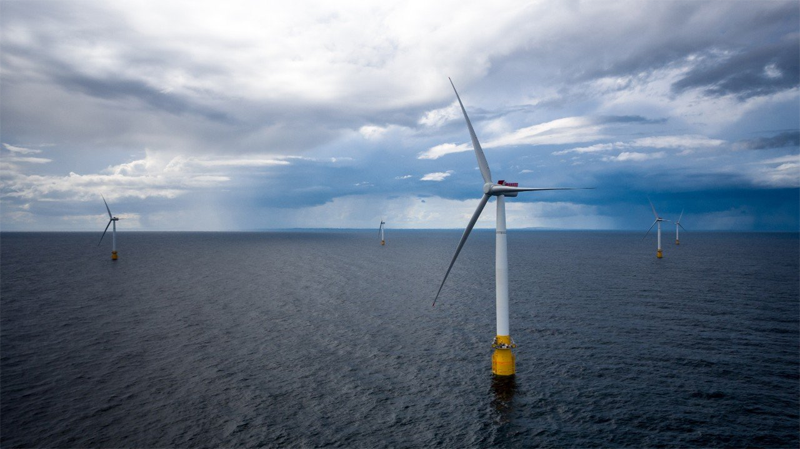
<box><xmin>54</xmin><ymin>72</ymin><xmax>233</xmax><ymax>123</ymax></box>
<box><xmin>734</xmin><ymin>130</ymin><xmax>800</xmax><ymax>150</ymax></box>
<box><xmin>672</xmin><ymin>39</ymin><xmax>800</xmax><ymax>99</ymax></box>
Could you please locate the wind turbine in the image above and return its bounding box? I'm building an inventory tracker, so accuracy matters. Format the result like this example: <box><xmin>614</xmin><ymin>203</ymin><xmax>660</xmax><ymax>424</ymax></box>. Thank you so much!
<box><xmin>674</xmin><ymin>209</ymin><xmax>685</xmax><ymax>245</ymax></box>
<box><xmin>379</xmin><ymin>219</ymin><xmax>386</xmax><ymax>246</ymax></box>
<box><xmin>98</xmin><ymin>195</ymin><xmax>121</xmax><ymax>260</ymax></box>
<box><xmin>433</xmin><ymin>78</ymin><xmax>584</xmax><ymax>376</ymax></box>
<box><xmin>643</xmin><ymin>198</ymin><xmax>668</xmax><ymax>258</ymax></box>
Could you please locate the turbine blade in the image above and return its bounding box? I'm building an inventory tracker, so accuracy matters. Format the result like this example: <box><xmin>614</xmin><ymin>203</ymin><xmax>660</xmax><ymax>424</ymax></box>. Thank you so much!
<box><xmin>492</xmin><ymin>186</ymin><xmax>593</xmax><ymax>194</ymax></box>
<box><xmin>98</xmin><ymin>220</ymin><xmax>112</xmax><ymax>246</ymax></box>
<box><xmin>647</xmin><ymin>197</ymin><xmax>658</xmax><ymax>219</ymax></box>
<box><xmin>642</xmin><ymin>219</ymin><xmax>658</xmax><ymax>240</ymax></box>
<box><xmin>102</xmin><ymin>195</ymin><xmax>112</xmax><ymax>219</ymax></box>
<box><xmin>679</xmin><ymin>223</ymin><xmax>687</xmax><ymax>231</ymax></box>
<box><xmin>449</xmin><ymin>78</ymin><xmax>492</xmax><ymax>184</ymax></box>
<box><xmin>678</xmin><ymin>208</ymin><xmax>684</xmax><ymax>223</ymax></box>
<box><xmin>433</xmin><ymin>193</ymin><xmax>491</xmax><ymax>306</ymax></box>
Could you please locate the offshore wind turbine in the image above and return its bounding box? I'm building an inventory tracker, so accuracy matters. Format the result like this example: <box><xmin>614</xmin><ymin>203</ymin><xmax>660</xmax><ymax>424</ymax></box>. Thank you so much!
<box><xmin>379</xmin><ymin>219</ymin><xmax>386</xmax><ymax>246</ymax></box>
<box><xmin>433</xmin><ymin>78</ymin><xmax>583</xmax><ymax>376</ymax></box>
<box><xmin>643</xmin><ymin>198</ymin><xmax>668</xmax><ymax>258</ymax></box>
<box><xmin>98</xmin><ymin>195</ymin><xmax>121</xmax><ymax>260</ymax></box>
<box><xmin>674</xmin><ymin>209</ymin><xmax>686</xmax><ymax>245</ymax></box>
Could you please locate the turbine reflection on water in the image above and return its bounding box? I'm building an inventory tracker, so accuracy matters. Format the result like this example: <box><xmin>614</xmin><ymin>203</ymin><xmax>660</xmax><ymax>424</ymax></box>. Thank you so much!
<box><xmin>490</xmin><ymin>375</ymin><xmax>517</xmax><ymax>424</ymax></box>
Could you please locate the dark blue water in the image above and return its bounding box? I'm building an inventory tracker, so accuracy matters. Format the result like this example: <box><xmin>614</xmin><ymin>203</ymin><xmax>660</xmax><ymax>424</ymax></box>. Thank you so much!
<box><xmin>2</xmin><ymin>231</ymin><xmax>798</xmax><ymax>447</ymax></box>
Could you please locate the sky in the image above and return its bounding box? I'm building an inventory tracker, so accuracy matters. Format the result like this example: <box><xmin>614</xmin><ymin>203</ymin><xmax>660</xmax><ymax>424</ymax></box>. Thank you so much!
<box><xmin>1</xmin><ymin>0</ymin><xmax>798</xmax><ymax>231</ymax></box>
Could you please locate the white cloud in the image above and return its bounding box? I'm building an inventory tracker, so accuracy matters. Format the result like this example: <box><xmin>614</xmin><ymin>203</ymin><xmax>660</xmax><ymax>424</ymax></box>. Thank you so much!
<box><xmin>3</xmin><ymin>143</ymin><xmax>41</xmax><ymax>154</ymax></box>
<box><xmin>0</xmin><ymin>150</ymin><xmax>265</xmax><ymax>202</ymax></box>
<box><xmin>553</xmin><ymin>143</ymin><xmax>616</xmax><ymax>156</ymax></box>
<box><xmin>418</xmin><ymin>143</ymin><xmax>470</xmax><ymax>160</ymax></box>
<box><xmin>604</xmin><ymin>151</ymin><xmax>666</xmax><ymax>162</ymax></box>
<box><xmin>420</xmin><ymin>116</ymin><xmax>606</xmax><ymax>160</ymax></box>
<box><xmin>0</xmin><ymin>143</ymin><xmax>53</xmax><ymax>164</ymax></box>
<box><xmin>421</xmin><ymin>170</ymin><xmax>453</xmax><ymax>181</ymax></box>
<box><xmin>484</xmin><ymin>116</ymin><xmax>605</xmax><ymax>148</ymax></box>
<box><xmin>395</xmin><ymin>174</ymin><xmax>413</xmax><ymax>179</ymax></box>
<box><xmin>191</xmin><ymin>157</ymin><xmax>291</xmax><ymax>167</ymax></box>
<box><xmin>750</xmin><ymin>154</ymin><xmax>800</xmax><ymax>187</ymax></box>
<box><xmin>3</xmin><ymin>156</ymin><xmax>52</xmax><ymax>164</ymax></box>
<box><xmin>631</xmin><ymin>135</ymin><xmax>725</xmax><ymax>149</ymax></box>
<box><xmin>359</xmin><ymin>125</ymin><xmax>389</xmax><ymax>140</ymax></box>
<box><xmin>418</xmin><ymin>102</ymin><xmax>460</xmax><ymax>127</ymax></box>
<box><xmin>554</xmin><ymin>135</ymin><xmax>728</xmax><ymax>159</ymax></box>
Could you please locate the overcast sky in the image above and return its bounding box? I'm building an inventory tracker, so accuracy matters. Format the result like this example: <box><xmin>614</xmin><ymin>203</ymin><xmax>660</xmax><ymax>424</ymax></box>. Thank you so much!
<box><xmin>1</xmin><ymin>0</ymin><xmax>798</xmax><ymax>231</ymax></box>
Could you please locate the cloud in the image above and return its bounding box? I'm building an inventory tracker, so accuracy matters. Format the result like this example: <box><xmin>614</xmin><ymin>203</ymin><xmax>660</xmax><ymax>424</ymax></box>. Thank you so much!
<box><xmin>187</xmin><ymin>157</ymin><xmax>291</xmax><ymax>167</ymax></box>
<box><xmin>734</xmin><ymin>130</ymin><xmax>800</xmax><ymax>150</ymax></box>
<box><xmin>3</xmin><ymin>156</ymin><xmax>52</xmax><ymax>164</ymax></box>
<box><xmin>554</xmin><ymin>135</ymin><xmax>726</xmax><ymax>157</ymax></box>
<box><xmin>604</xmin><ymin>151</ymin><xmax>666</xmax><ymax>162</ymax></box>
<box><xmin>420</xmin><ymin>116</ymin><xmax>610</xmax><ymax>160</ymax></box>
<box><xmin>483</xmin><ymin>116</ymin><xmax>604</xmax><ymax>148</ymax></box>
<box><xmin>420</xmin><ymin>171</ymin><xmax>453</xmax><ymax>181</ymax></box>
<box><xmin>3</xmin><ymin>143</ymin><xmax>41</xmax><ymax>154</ymax></box>
<box><xmin>359</xmin><ymin>125</ymin><xmax>389</xmax><ymax>140</ymax></box>
<box><xmin>672</xmin><ymin>39</ymin><xmax>800</xmax><ymax>99</ymax></box>
<box><xmin>1</xmin><ymin>143</ymin><xmax>50</xmax><ymax>163</ymax></box>
<box><xmin>630</xmin><ymin>135</ymin><xmax>726</xmax><ymax>149</ymax></box>
<box><xmin>394</xmin><ymin>174</ymin><xmax>413</xmax><ymax>179</ymax></box>
<box><xmin>418</xmin><ymin>143</ymin><xmax>470</xmax><ymax>160</ymax></box>
<box><xmin>553</xmin><ymin>143</ymin><xmax>616</xmax><ymax>156</ymax></box>
<box><xmin>0</xmin><ymin>150</ymin><xmax>302</xmax><ymax>203</ymax></box>
<box><xmin>749</xmin><ymin>154</ymin><xmax>800</xmax><ymax>187</ymax></box>
<box><xmin>418</xmin><ymin>102</ymin><xmax>460</xmax><ymax>127</ymax></box>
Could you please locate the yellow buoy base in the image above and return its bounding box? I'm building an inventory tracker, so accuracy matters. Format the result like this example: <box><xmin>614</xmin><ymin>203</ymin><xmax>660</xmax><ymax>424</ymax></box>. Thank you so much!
<box><xmin>111</xmin><ymin>251</ymin><xmax>118</xmax><ymax>260</ymax></box>
<box><xmin>381</xmin><ymin>240</ymin><xmax>385</xmax><ymax>246</ymax></box>
<box><xmin>657</xmin><ymin>249</ymin><xmax>662</xmax><ymax>258</ymax></box>
<box><xmin>676</xmin><ymin>239</ymin><xmax>680</xmax><ymax>245</ymax></box>
<box><xmin>492</xmin><ymin>335</ymin><xmax>516</xmax><ymax>376</ymax></box>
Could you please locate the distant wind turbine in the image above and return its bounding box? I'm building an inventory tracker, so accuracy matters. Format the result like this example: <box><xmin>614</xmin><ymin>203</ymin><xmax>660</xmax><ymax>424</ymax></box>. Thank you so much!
<box><xmin>675</xmin><ymin>209</ymin><xmax>686</xmax><ymax>245</ymax></box>
<box><xmin>643</xmin><ymin>198</ymin><xmax>669</xmax><ymax>258</ymax></box>
<box><xmin>433</xmin><ymin>78</ymin><xmax>586</xmax><ymax>376</ymax></box>
<box><xmin>379</xmin><ymin>219</ymin><xmax>386</xmax><ymax>246</ymax></box>
<box><xmin>98</xmin><ymin>195</ymin><xmax>121</xmax><ymax>260</ymax></box>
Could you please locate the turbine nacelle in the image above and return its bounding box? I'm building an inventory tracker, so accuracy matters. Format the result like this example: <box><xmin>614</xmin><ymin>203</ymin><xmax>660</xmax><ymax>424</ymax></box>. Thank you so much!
<box><xmin>484</xmin><ymin>181</ymin><xmax>519</xmax><ymax>197</ymax></box>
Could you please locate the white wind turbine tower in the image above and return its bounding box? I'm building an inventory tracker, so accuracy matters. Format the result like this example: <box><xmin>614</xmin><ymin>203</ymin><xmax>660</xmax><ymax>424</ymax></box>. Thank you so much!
<box><xmin>379</xmin><ymin>219</ymin><xmax>386</xmax><ymax>246</ymax></box>
<box><xmin>643</xmin><ymin>198</ymin><xmax>669</xmax><ymax>258</ymax></box>
<box><xmin>98</xmin><ymin>195</ymin><xmax>121</xmax><ymax>260</ymax></box>
<box><xmin>433</xmin><ymin>78</ymin><xmax>585</xmax><ymax>376</ymax></box>
<box><xmin>674</xmin><ymin>209</ymin><xmax>686</xmax><ymax>245</ymax></box>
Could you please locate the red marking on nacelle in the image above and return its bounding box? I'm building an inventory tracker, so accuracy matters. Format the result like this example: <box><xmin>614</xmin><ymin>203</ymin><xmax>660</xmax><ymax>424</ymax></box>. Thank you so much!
<box><xmin>498</xmin><ymin>180</ymin><xmax>518</xmax><ymax>187</ymax></box>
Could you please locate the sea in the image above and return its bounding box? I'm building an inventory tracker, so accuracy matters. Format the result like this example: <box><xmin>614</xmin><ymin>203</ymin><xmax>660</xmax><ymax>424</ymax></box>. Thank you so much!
<box><xmin>1</xmin><ymin>231</ymin><xmax>798</xmax><ymax>448</ymax></box>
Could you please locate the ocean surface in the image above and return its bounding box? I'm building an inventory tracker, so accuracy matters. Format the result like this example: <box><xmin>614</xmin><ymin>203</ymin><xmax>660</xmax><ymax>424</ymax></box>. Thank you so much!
<box><xmin>1</xmin><ymin>231</ymin><xmax>798</xmax><ymax>448</ymax></box>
